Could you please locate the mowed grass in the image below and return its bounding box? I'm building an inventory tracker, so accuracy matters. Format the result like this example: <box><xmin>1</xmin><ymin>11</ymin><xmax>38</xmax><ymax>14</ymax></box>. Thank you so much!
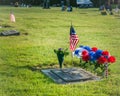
<box><xmin>0</xmin><ymin>6</ymin><xmax>120</xmax><ymax>96</ymax></box>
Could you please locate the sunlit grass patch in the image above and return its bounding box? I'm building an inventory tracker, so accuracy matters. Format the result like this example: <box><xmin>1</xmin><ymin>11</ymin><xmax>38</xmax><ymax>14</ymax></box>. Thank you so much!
<box><xmin>0</xmin><ymin>6</ymin><xmax>120</xmax><ymax>96</ymax></box>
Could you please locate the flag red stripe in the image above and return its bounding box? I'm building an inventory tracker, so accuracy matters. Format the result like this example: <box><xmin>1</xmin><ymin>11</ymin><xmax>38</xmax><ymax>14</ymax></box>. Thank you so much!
<box><xmin>70</xmin><ymin>34</ymin><xmax>79</xmax><ymax>51</ymax></box>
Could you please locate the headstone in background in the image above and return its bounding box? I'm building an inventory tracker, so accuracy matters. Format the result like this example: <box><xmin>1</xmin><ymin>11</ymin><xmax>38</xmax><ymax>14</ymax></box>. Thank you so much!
<box><xmin>61</xmin><ymin>0</ymin><xmax>66</xmax><ymax>11</ymax></box>
<box><xmin>43</xmin><ymin>0</ymin><xmax>50</xmax><ymax>9</ymax></box>
<box><xmin>14</xmin><ymin>2</ymin><xmax>19</xmax><ymax>7</ymax></box>
<box><xmin>10</xmin><ymin>12</ymin><xmax>16</xmax><ymax>22</ymax></box>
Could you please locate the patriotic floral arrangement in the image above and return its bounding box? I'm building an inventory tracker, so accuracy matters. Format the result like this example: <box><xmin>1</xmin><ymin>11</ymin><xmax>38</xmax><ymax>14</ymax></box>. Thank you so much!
<box><xmin>73</xmin><ymin>45</ymin><xmax>116</xmax><ymax>77</ymax></box>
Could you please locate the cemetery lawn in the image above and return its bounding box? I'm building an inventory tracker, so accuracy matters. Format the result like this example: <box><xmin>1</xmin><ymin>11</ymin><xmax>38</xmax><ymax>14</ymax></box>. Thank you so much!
<box><xmin>0</xmin><ymin>6</ymin><xmax>120</xmax><ymax>96</ymax></box>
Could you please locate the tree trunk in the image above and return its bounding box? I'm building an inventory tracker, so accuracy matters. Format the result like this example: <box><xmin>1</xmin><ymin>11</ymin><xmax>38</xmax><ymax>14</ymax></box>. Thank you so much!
<box><xmin>118</xmin><ymin>0</ymin><xmax>120</xmax><ymax>4</ymax></box>
<box><xmin>108</xmin><ymin>0</ymin><xmax>111</xmax><ymax>5</ymax></box>
<box><xmin>66</xmin><ymin>0</ymin><xmax>70</xmax><ymax>7</ymax></box>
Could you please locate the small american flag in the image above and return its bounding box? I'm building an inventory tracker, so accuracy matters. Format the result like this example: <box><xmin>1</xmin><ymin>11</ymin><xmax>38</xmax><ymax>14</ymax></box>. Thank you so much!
<box><xmin>10</xmin><ymin>12</ymin><xmax>15</xmax><ymax>22</ymax></box>
<box><xmin>70</xmin><ymin>25</ymin><xmax>79</xmax><ymax>51</ymax></box>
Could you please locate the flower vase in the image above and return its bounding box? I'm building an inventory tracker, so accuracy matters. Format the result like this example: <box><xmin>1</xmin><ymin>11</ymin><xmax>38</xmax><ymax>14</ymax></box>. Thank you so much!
<box><xmin>54</xmin><ymin>48</ymin><xmax>69</xmax><ymax>69</ymax></box>
<box><xmin>57</xmin><ymin>54</ymin><xmax>64</xmax><ymax>69</ymax></box>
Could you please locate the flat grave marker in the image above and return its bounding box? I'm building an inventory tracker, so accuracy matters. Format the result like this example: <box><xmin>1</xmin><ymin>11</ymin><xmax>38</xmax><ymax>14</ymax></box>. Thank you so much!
<box><xmin>0</xmin><ymin>30</ymin><xmax>20</xmax><ymax>36</ymax></box>
<box><xmin>41</xmin><ymin>68</ymin><xmax>100</xmax><ymax>84</ymax></box>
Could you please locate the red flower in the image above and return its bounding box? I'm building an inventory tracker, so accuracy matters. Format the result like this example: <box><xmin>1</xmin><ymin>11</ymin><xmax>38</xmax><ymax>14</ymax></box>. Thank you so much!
<box><xmin>102</xmin><ymin>50</ymin><xmax>110</xmax><ymax>56</ymax></box>
<box><xmin>98</xmin><ymin>56</ymin><xmax>107</xmax><ymax>64</ymax></box>
<box><xmin>108</xmin><ymin>56</ymin><xmax>116</xmax><ymax>63</ymax></box>
<box><xmin>82</xmin><ymin>50</ymin><xmax>88</xmax><ymax>56</ymax></box>
<box><xmin>82</xmin><ymin>55</ymin><xmax>89</xmax><ymax>61</ymax></box>
<box><xmin>91</xmin><ymin>47</ymin><xmax>98</xmax><ymax>52</ymax></box>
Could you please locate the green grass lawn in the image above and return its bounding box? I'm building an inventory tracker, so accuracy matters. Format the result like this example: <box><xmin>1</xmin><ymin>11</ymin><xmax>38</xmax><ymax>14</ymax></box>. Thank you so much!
<box><xmin>0</xmin><ymin>6</ymin><xmax>120</xmax><ymax>96</ymax></box>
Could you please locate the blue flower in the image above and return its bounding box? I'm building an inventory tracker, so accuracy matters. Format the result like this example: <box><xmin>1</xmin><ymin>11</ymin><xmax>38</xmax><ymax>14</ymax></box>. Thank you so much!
<box><xmin>74</xmin><ymin>48</ymin><xmax>85</xmax><ymax>58</ymax></box>
<box><xmin>79</xmin><ymin>45</ymin><xmax>84</xmax><ymax>48</ymax></box>
<box><xmin>83</xmin><ymin>46</ymin><xmax>91</xmax><ymax>52</ymax></box>
<box><xmin>89</xmin><ymin>51</ymin><xmax>96</xmax><ymax>61</ymax></box>
<box><xmin>95</xmin><ymin>49</ymin><xmax>103</xmax><ymax>59</ymax></box>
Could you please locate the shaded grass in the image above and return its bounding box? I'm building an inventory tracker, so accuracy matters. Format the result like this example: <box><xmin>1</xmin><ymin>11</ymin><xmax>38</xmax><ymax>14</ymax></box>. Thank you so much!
<box><xmin>0</xmin><ymin>6</ymin><xmax>120</xmax><ymax>96</ymax></box>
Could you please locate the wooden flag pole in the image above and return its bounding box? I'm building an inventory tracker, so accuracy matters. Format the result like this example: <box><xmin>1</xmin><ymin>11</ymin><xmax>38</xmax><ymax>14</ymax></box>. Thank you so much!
<box><xmin>70</xmin><ymin>21</ymin><xmax>79</xmax><ymax>67</ymax></box>
<box><xmin>71</xmin><ymin>21</ymin><xmax>72</xmax><ymax>26</ymax></box>
<box><xmin>71</xmin><ymin>21</ymin><xmax>73</xmax><ymax>66</ymax></box>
